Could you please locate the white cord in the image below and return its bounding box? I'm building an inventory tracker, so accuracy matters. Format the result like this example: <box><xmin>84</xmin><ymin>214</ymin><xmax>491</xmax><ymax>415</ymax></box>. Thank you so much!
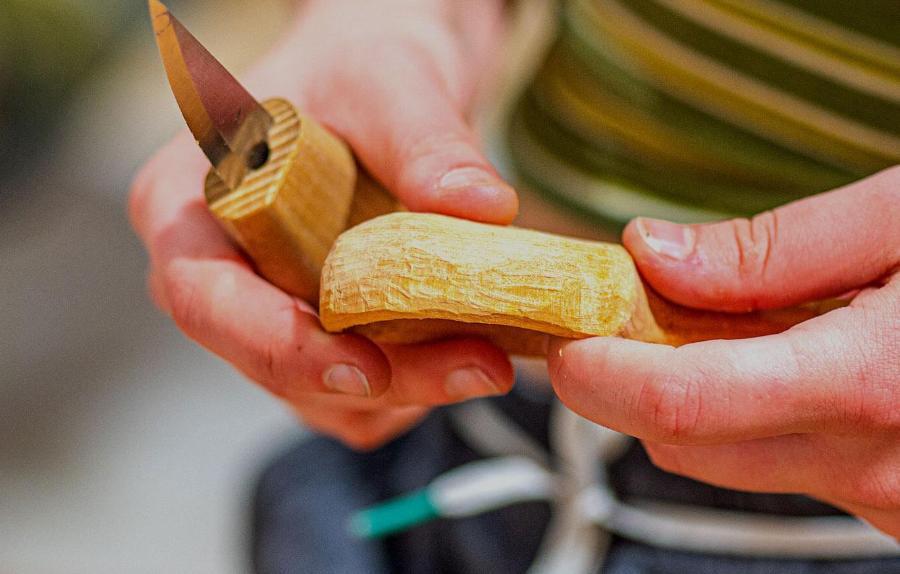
<box><xmin>448</xmin><ymin>397</ymin><xmax>899</xmax><ymax>565</ymax></box>
<box><xmin>452</xmin><ymin>398</ymin><xmax>900</xmax><ymax>564</ymax></box>
<box><xmin>604</xmin><ymin>499</ymin><xmax>900</xmax><ymax>558</ymax></box>
<box><xmin>431</xmin><ymin>457</ymin><xmax>554</xmax><ymax>518</ymax></box>
<box><xmin>450</xmin><ymin>401</ymin><xmax>550</xmax><ymax>468</ymax></box>
<box><xmin>528</xmin><ymin>402</ymin><xmax>609</xmax><ymax>574</ymax></box>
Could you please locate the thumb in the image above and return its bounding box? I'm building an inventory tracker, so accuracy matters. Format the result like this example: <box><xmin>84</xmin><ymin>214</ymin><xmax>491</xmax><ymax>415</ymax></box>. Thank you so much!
<box><xmin>622</xmin><ymin>167</ymin><xmax>900</xmax><ymax>311</ymax></box>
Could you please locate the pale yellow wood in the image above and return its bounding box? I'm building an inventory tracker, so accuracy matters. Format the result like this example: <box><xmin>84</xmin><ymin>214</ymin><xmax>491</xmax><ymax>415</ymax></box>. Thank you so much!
<box><xmin>205</xmin><ymin>98</ymin><xmax>357</xmax><ymax>302</ymax></box>
<box><xmin>345</xmin><ymin>170</ymin><xmax>403</xmax><ymax>228</ymax></box>
<box><xmin>320</xmin><ymin>212</ymin><xmax>667</xmax><ymax>353</ymax></box>
<box><xmin>320</xmin><ymin>213</ymin><xmax>836</xmax><ymax>356</ymax></box>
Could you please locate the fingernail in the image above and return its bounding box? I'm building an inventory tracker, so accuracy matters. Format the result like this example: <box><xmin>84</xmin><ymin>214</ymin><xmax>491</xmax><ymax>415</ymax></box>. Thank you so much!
<box><xmin>636</xmin><ymin>218</ymin><xmax>695</xmax><ymax>260</ymax></box>
<box><xmin>323</xmin><ymin>364</ymin><xmax>371</xmax><ymax>397</ymax></box>
<box><xmin>444</xmin><ymin>367</ymin><xmax>501</xmax><ymax>400</ymax></box>
<box><xmin>438</xmin><ymin>166</ymin><xmax>496</xmax><ymax>190</ymax></box>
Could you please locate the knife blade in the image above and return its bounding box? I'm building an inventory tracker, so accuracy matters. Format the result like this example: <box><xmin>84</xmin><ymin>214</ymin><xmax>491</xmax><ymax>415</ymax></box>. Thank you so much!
<box><xmin>149</xmin><ymin>0</ymin><xmax>274</xmax><ymax>190</ymax></box>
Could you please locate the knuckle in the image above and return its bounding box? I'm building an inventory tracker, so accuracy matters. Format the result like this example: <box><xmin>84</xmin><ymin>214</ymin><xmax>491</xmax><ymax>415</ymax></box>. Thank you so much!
<box><xmin>251</xmin><ymin>304</ymin><xmax>313</xmax><ymax>398</ymax></box>
<box><xmin>636</xmin><ymin>367</ymin><xmax>705</xmax><ymax>442</ymax></box>
<box><xmin>252</xmin><ymin>340</ymin><xmax>289</xmax><ymax>398</ymax></box>
<box><xmin>840</xmin><ymin>322</ymin><xmax>900</xmax><ymax>431</ymax></box>
<box><xmin>731</xmin><ymin>211</ymin><xmax>779</xmax><ymax>284</ymax></box>
<box><xmin>849</xmin><ymin>383</ymin><xmax>900</xmax><ymax>433</ymax></box>
<box><xmin>162</xmin><ymin>262</ymin><xmax>202</xmax><ymax>336</ymax></box>
<box><xmin>401</xmin><ymin>129</ymin><xmax>473</xmax><ymax>173</ymax></box>
<box><xmin>127</xmin><ymin>160</ymin><xmax>160</xmax><ymax>232</ymax></box>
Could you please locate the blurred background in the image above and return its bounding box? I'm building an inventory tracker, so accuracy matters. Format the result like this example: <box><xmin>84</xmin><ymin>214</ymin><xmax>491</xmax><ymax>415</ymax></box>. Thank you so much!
<box><xmin>0</xmin><ymin>1</ymin><xmax>302</xmax><ymax>572</ymax></box>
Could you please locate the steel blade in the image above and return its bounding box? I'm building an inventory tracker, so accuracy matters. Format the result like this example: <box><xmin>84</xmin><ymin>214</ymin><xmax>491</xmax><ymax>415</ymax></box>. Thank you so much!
<box><xmin>149</xmin><ymin>0</ymin><xmax>273</xmax><ymax>189</ymax></box>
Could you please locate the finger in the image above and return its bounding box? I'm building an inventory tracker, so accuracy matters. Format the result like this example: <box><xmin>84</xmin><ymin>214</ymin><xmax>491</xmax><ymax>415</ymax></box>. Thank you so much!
<box><xmin>296</xmin><ymin>337</ymin><xmax>515</xmax><ymax>408</ymax></box>
<box><xmin>298</xmin><ymin>404</ymin><xmax>428</xmax><ymax>451</ymax></box>
<box><xmin>129</xmin><ymin>134</ymin><xmax>219</xmax><ymax>261</ymax></box>
<box><xmin>642</xmin><ymin>435</ymin><xmax>823</xmax><ymax>495</ymax></box>
<box><xmin>622</xmin><ymin>167</ymin><xmax>900</xmax><ymax>311</ymax></box>
<box><xmin>245</xmin><ymin>10</ymin><xmax>519</xmax><ymax>225</ymax></box>
<box><xmin>315</xmin><ymin>52</ymin><xmax>518</xmax><ymax>224</ymax></box>
<box><xmin>379</xmin><ymin>338</ymin><xmax>515</xmax><ymax>405</ymax></box>
<box><xmin>161</xmin><ymin>256</ymin><xmax>392</xmax><ymax>400</ymax></box>
<box><xmin>288</xmin><ymin>336</ymin><xmax>514</xmax><ymax>408</ymax></box>
<box><xmin>549</xmin><ymin>294</ymin><xmax>896</xmax><ymax>444</ymax></box>
<box><xmin>643</xmin><ymin>434</ymin><xmax>900</xmax><ymax>512</ymax></box>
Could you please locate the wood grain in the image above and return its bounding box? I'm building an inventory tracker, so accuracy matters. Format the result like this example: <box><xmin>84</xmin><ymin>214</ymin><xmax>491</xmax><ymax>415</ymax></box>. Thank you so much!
<box><xmin>204</xmin><ymin>98</ymin><xmax>357</xmax><ymax>302</ymax></box>
<box><xmin>320</xmin><ymin>212</ymin><xmax>664</xmax><ymax>353</ymax></box>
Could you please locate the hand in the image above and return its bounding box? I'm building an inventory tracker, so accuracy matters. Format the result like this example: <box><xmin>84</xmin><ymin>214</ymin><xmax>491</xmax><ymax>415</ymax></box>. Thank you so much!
<box><xmin>129</xmin><ymin>0</ymin><xmax>517</xmax><ymax>449</ymax></box>
<box><xmin>549</xmin><ymin>167</ymin><xmax>900</xmax><ymax>537</ymax></box>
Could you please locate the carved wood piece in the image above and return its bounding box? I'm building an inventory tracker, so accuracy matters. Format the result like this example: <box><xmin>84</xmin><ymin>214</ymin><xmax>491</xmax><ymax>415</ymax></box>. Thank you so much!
<box><xmin>321</xmin><ymin>213</ymin><xmax>836</xmax><ymax>355</ymax></box>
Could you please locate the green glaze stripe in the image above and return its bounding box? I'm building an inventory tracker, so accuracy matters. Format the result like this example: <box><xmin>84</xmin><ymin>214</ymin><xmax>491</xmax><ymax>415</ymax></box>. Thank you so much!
<box><xmin>624</xmin><ymin>0</ymin><xmax>900</xmax><ymax>131</ymax></box>
<box><xmin>561</xmin><ymin>2</ymin><xmax>865</xmax><ymax>179</ymax></box>
<box><xmin>778</xmin><ymin>0</ymin><xmax>900</xmax><ymax>45</ymax></box>
<box><xmin>575</xmin><ymin>0</ymin><xmax>900</xmax><ymax>170</ymax></box>
<box><xmin>536</xmin><ymin>40</ymin><xmax>856</xmax><ymax>191</ymax></box>
<box><xmin>507</xmin><ymin>107</ymin><xmax>734</xmax><ymax>228</ymax></box>
<box><xmin>707</xmin><ymin>0</ymin><xmax>900</xmax><ymax>73</ymax></box>
<box><xmin>348</xmin><ymin>490</ymin><xmax>439</xmax><ymax>539</ymax></box>
<box><xmin>520</xmin><ymin>93</ymin><xmax>809</xmax><ymax>214</ymax></box>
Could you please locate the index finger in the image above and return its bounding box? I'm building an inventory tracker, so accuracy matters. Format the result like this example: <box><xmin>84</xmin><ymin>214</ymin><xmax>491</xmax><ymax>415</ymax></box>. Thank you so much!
<box><xmin>129</xmin><ymin>134</ymin><xmax>394</xmax><ymax>398</ymax></box>
<box><xmin>128</xmin><ymin>133</ymin><xmax>222</xmax><ymax>263</ymax></box>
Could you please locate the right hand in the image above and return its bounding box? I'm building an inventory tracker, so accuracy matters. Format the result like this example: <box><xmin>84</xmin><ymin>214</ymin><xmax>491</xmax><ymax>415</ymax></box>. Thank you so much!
<box><xmin>129</xmin><ymin>0</ymin><xmax>518</xmax><ymax>449</ymax></box>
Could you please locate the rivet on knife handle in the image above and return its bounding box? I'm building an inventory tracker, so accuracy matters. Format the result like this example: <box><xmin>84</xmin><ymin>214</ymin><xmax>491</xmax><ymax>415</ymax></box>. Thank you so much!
<box><xmin>203</xmin><ymin>99</ymin><xmax>357</xmax><ymax>301</ymax></box>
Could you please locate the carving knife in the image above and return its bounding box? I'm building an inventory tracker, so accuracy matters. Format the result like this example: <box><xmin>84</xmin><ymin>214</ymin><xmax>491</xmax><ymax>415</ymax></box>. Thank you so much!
<box><xmin>148</xmin><ymin>0</ymin><xmax>392</xmax><ymax>303</ymax></box>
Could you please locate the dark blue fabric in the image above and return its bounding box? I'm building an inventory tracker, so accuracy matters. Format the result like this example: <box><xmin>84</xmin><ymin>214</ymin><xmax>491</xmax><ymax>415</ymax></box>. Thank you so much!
<box><xmin>251</xmin><ymin>412</ymin><xmax>549</xmax><ymax>574</ymax></box>
<box><xmin>601</xmin><ymin>541</ymin><xmax>900</xmax><ymax>574</ymax></box>
<box><xmin>250</xmin><ymin>391</ymin><xmax>899</xmax><ymax>574</ymax></box>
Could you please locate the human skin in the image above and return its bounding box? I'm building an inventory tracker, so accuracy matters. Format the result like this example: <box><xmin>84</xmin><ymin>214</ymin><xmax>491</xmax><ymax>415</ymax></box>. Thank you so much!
<box><xmin>549</xmin><ymin>167</ymin><xmax>900</xmax><ymax>538</ymax></box>
<box><xmin>130</xmin><ymin>0</ymin><xmax>516</xmax><ymax>450</ymax></box>
<box><xmin>130</xmin><ymin>0</ymin><xmax>899</xmax><ymax>537</ymax></box>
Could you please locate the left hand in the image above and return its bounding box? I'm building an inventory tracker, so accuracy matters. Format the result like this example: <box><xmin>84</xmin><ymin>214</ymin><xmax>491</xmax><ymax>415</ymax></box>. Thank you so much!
<box><xmin>548</xmin><ymin>166</ymin><xmax>900</xmax><ymax>538</ymax></box>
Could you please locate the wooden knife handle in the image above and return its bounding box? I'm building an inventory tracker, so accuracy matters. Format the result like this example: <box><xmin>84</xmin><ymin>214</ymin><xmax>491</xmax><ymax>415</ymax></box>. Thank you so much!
<box><xmin>203</xmin><ymin>98</ymin><xmax>397</xmax><ymax>303</ymax></box>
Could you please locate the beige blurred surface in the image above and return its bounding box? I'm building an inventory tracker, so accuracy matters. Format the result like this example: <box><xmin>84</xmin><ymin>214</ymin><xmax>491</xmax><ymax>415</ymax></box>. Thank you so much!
<box><xmin>0</xmin><ymin>2</ymin><xmax>300</xmax><ymax>572</ymax></box>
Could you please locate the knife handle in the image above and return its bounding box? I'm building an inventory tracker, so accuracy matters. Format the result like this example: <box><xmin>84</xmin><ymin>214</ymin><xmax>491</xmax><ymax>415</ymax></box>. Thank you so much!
<box><xmin>204</xmin><ymin>98</ymin><xmax>398</xmax><ymax>303</ymax></box>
